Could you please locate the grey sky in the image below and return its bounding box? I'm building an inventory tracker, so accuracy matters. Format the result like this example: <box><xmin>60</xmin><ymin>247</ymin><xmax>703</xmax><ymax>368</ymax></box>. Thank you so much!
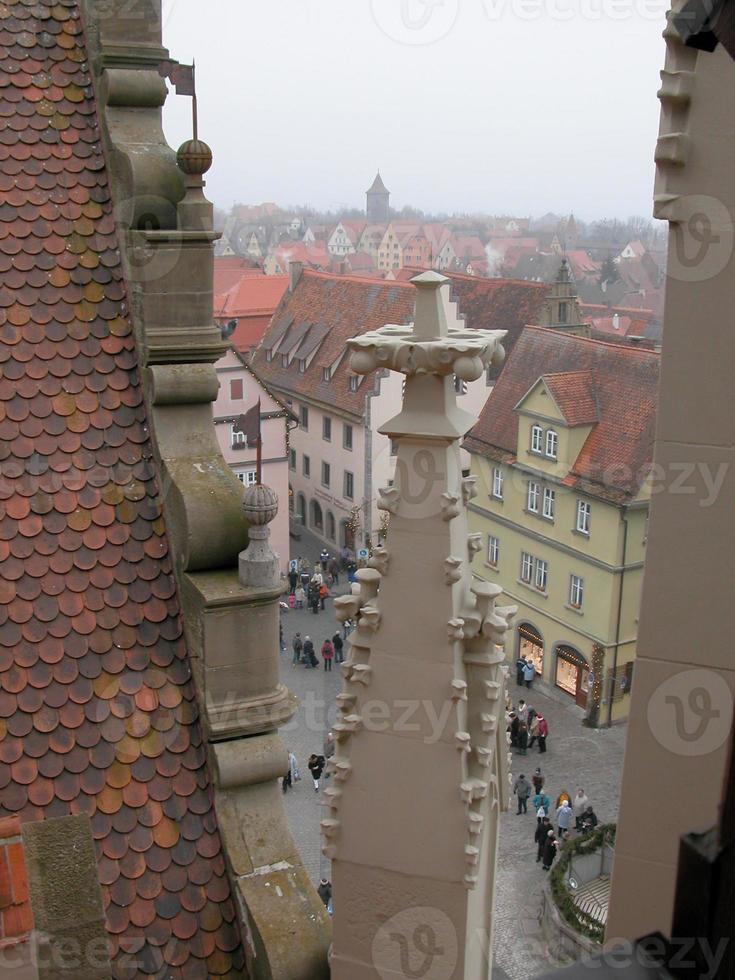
<box><xmin>162</xmin><ymin>0</ymin><xmax>667</xmax><ymax>220</ymax></box>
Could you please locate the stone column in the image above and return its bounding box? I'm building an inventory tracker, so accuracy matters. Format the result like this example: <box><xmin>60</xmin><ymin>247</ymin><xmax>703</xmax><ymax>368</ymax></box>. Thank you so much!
<box><xmin>326</xmin><ymin>272</ymin><xmax>517</xmax><ymax>980</ymax></box>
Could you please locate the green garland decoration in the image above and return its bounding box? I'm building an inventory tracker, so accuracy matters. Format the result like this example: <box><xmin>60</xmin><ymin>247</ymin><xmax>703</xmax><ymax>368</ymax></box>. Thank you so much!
<box><xmin>549</xmin><ymin>824</ymin><xmax>617</xmax><ymax>944</ymax></box>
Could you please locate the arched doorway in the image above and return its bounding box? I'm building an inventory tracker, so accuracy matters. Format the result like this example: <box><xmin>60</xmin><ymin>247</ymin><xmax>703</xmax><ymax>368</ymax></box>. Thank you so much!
<box><xmin>310</xmin><ymin>499</ymin><xmax>324</xmax><ymax>533</ymax></box>
<box><xmin>518</xmin><ymin>623</ymin><xmax>544</xmax><ymax>678</ymax></box>
<box><xmin>326</xmin><ymin>511</ymin><xmax>336</xmax><ymax>542</ymax></box>
<box><xmin>296</xmin><ymin>493</ymin><xmax>306</xmax><ymax>524</ymax></box>
<box><xmin>554</xmin><ymin>644</ymin><xmax>590</xmax><ymax>708</ymax></box>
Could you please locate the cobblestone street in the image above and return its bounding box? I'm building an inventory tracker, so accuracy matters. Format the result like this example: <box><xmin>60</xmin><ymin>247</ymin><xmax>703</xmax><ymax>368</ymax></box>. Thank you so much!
<box><xmin>279</xmin><ymin>528</ymin><xmax>627</xmax><ymax>978</ymax></box>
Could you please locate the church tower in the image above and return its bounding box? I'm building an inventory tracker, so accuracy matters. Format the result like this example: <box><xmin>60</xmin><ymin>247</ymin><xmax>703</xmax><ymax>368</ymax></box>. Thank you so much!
<box><xmin>366</xmin><ymin>171</ymin><xmax>390</xmax><ymax>223</ymax></box>
<box><xmin>539</xmin><ymin>258</ymin><xmax>589</xmax><ymax>335</ymax></box>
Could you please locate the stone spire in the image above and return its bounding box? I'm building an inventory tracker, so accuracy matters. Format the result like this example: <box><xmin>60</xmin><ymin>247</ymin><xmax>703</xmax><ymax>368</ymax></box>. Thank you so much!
<box><xmin>540</xmin><ymin>258</ymin><xmax>589</xmax><ymax>335</ymax></box>
<box><xmin>366</xmin><ymin>170</ymin><xmax>390</xmax><ymax>223</ymax></box>
<box><xmin>326</xmin><ymin>271</ymin><xmax>517</xmax><ymax>979</ymax></box>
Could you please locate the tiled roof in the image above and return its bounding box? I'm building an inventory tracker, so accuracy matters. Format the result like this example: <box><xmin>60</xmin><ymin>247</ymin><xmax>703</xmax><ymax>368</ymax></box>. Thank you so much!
<box><xmin>0</xmin><ymin>3</ymin><xmax>244</xmax><ymax>976</ymax></box>
<box><xmin>213</xmin><ymin>256</ymin><xmax>263</xmax><ymax>298</ymax></box>
<box><xmin>367</xmin><ymin>172</ymin><xmax>389</xmax><ymax>194</ymax></box>
<box><xmin>464</xmin><ymin>327</ymin><xmax>660</xmax><ymax>503</ymax></box>
<box><xmin>251</xmin><ymin>270</ymin><xmax>551</xmax><ymax>416</ymax></box>
<box><xmin>538</xmin><ymin>372</ymin><xmax>599</xmax><ymax>426</ymax></box>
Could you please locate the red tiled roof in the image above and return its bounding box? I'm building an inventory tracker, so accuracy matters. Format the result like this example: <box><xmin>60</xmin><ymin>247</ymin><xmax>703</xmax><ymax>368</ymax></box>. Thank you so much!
<box><xmin>213</xmin><ymin>256</ymin><xmax>263</xmax><ymax>298</ymax></box>
<box><xmin>215</xmin><ymin>275</ymin><xmax>288</xmax><ymax>321</ymax></box>
<box><xmin>0</xmin><ymin>4</ymin><xmax>244</xmax><ymax>975</ymax></box>
<box><xmin>465</xmin><ymin>327</ymin><xmax>660</xmax><ymax>503</ymax></box>
<box><xmin>538</xmin><ymin>372</ymin><xmax>599</xmax><ymax>426</ymax></box>
<box><xmin>252</xmin><ymin>270</ymin><xmax>550</xmax><ymax>415</ymax></box>
<box><xmin>0</xmin><ymin>817</ymin><xmax>32</xmax><ymax>947</ymax></box>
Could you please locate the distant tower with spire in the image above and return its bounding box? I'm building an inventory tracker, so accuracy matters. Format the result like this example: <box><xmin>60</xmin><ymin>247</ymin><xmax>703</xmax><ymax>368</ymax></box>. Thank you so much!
<box><xmin>366</xmin><ymin>171</ymin><xmax>390</xmax><ymax>223</ymax></box>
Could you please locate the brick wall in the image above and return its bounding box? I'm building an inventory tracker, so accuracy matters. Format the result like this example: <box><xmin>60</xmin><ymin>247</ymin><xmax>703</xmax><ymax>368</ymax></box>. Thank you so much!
<box><xmin>0</xmin><ymin>816</ymin><xmax>32</xmax><ymax>948</ymax></box>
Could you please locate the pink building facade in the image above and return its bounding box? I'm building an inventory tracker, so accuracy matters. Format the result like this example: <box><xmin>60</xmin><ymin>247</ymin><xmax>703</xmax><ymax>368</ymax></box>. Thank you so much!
<box><xmin>213</xmin><ymin>348</ymin><xmax>295</xmax><ymax>571</ymax></box>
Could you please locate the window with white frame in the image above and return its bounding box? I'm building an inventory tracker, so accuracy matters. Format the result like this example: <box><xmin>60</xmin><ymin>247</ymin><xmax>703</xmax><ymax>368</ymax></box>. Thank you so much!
<box><xmin>454</xmin><ymin>375</ymin><xmax>468</xmax><ymax>395</ymax></box>
<box><xmin>321</xmin><ymin>461</ymin><xmax>330</xmax><ymax>488</ymax></box>
<box><xmin>534</xmin><ymin>558</ymin><xmax>548</xmax><ymax>592</ymax></box>
<box><xmin>545</xmin><ymin>429</ymin><xmax>558</xmax><ymax>459</ymax></box>
<box><xmin>344</xmin><ymin>471</ymin><xmax>354</xmax><ymax>500</ymax></box>
<box><xmin>492</xmin><ymin>467</ymin><xmax>504</xmax><ymax>500</ymax></box>
<box><xmin>231</xmin><ymin>424</ymin><xmax>245</xmax><ymax>449</ymax></box>
<box><xmin>527</xmin><ymin>481</ymin><xmax>540</xmax><ymax>512</ymax></box>
<box><xmin>323</xmin><ymin>416</ymin><xmax>332</xmax><ymax>441</ymax></box>
<box><xmin>349</xmin><ymin>375</ymin><xmax>359</xmax><ymax>392</ymax></box>
<box><xmin>531</xmin><ymin>424</ymin><xmax>543</xmax><ymax>453</ymax></box>
<box><xmin>302</xmin><ymin>454</ymin><xmax>310</xmax><ymax>478</ymax></box>
<box><xmin>487</xmin><ymin>535</ymin><xmax>499</xmax><ymax>567</ymax></box>
<box><xmin>343</xmin><ymin>424</ymin><xmax>353</xmax><ymax>450</ymax></box>
<box><xmin>520</xmin><ymin>552</ymin><xmax>533</xmax><ymax>583</ymax></box>
<box><xmin>299</xmin><ymin>405</ymin><xmax>309</xmax><ymax>430</ymax></box>
<box><xmin>576</xmin><ymin>500</ymin><xmax>591</xmax><ymax>534</ymax></box>
<box><xmin>570</xmin><ymin>574</ymin><xmax>584</xmax><ymax>608</ymax></box>
<box><xmin>236</xmin><ymin>470</ymin><xmax>257</xmax><ymax>486</ymax></box>
<box><xmin>542</xmin><ymin>487</ymin><xmax>555</xmax><ymax>520</ymax></box>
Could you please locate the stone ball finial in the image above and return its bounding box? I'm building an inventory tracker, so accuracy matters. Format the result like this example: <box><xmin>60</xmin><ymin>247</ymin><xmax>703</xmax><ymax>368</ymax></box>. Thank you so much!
<box><xmin>176</xmin><ymin>138</ymin><xmax>213</xmax><ymax>175</ymax></box>
<box><xmin>243</xmin><ymin>483</ymin><xmax>278</xmax><ymax>526</ymax></box>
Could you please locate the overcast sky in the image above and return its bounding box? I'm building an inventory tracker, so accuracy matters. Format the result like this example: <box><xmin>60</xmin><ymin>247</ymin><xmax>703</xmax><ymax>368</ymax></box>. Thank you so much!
<box><xmin>161</xmin><ymin>0</ymin><xmax>667</xmax><ymax>220</ymax></box>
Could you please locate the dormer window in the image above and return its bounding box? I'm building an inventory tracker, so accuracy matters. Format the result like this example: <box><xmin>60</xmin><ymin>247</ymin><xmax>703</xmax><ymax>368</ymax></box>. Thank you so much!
<box><xmin>265</xmin><ymin>350</ymin><xmax>273</xmax><ymax>362</ymax></box>
<box><xmin>531</xmin><ymin>425</ymin><xmax>543</xmax><ymax>454</ymax></box>
<box><xmin>281</xmin><ymin>354</ymin><xmax>288</xmax><ymax>367</ymax></box>
<box><xmin>322</xmin><ymin>367</ymin><xmax>331</xmax><ymax>382</ymax></box>
<box><xmin>298</xmin><ymin>359</ymin><xmax>306</xmax><ymax>373</ymax></box>
<box><xmin>545</xmin><ymin>430</ymin><xmax>558</xmax><ymax>460</ymax></box>
<box><xmin>349</xmin><ymin>375</ymin><xmax>359</xmax><ymax>392</ymax></box>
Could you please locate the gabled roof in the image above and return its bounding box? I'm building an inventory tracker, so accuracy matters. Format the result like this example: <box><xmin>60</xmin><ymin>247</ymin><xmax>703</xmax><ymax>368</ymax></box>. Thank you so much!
<box><xmin>0</xmin><ymin>4</ymin><xmax>244</xmax><ymax>974</ymax></box>
<box><xmin>537</xmin><ymin>372</ymin><xmax>599</xmax><ymax>426</ymax></box>
<box><xmin>465</xmin><ymin>327</ymin><xmax>660</xmax><ymax>504</ymax></box>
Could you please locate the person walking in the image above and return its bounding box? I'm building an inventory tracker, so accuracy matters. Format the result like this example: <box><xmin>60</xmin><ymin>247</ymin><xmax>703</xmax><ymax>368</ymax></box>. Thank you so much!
<box><xmin>523</xmin><ymin>659</ymin><xmax>535</xmax><ymax>689</ymax></box>
<box><xmin>308</xmin><ymin>753</ymin><xmax>326</xmax><ymax>792</ymax></box>
<box><xmin>291</xmin><ymin>632</ymin><xmax>303</xmax><ymax>667</ymax></box>
<box><xmin>282</xmin><ymin>750</ymin><xmax>299</xmax><ymax>793</ymax></box>
<box><xmin>556</xmin><ymin>799</ymin><xmax>574</xmax><ymax>837</ymax></box>
<box><xmin>517</xmin><ymin>722</ymin><xmax>529</xmax><ymax>756</ymax></box>
<box><xmin>302</xmin><ymin>636</ymin><xmax>316</xmax><ymax>668</ymax></box>
<box><xmin>573</xmin><ymin>788</ymin><xmax>590</xmax><ymax>831</ymax></box>
<box><xmin>542</xmin><ymin>830</ymin><xmax>558</xmax><ymax>871</ymax></box>
<box><xmin>310</xmin><ymin>585</ymin><xmax>320</xmax><ymax>615</ymax></box>
<box><xmin>517</xmin><ymin>700</ymin><xmax>529</xmax><ymax>725</ymax></box>
<box><xmin>513</xmin><ymin>774</ymin><xmax>532</xmax><ymax>814</ymax></box>
<box><xmin>528</xmin><ymin>713</ymin><xmax>540</xmax><ymax>749</ymax></box>
<box><xmin>288</xmin><ymin>567</ymin><xmax>298</xmax><ymax>594</ymax></box>
<box><xmin>328</xmin><ymin>557</ymin><xmax>340</xmax><ymax>584</ymax></box>
<box><xmin>533</xmin><ymin>790</ymin><xmax>551</xmax><ymax>817</ymax></box>
<box><xmin>320</xmin><ymin>549</ymin><xmax>329</xmax><ymax>572</ymax></box>
<box><xmin>321</xmin><ymin>638</ymin><xmax>334</xmax><ymax>671</ymax></box>
<box><xmin>535</xmin><ymin>816</ymin><xmax>551</xmax><ymax>862</ymax></box>
<box><xmin>294</xmin><ymin>585</ymin><xmax>306</xmax><ymax>609</ymax></box>
<box><xmin>332</xmin><ymin>631</ymin><xmax>344</xmax><ymax>664</ymax></box>
<box><xmin>536</xmin><ymin>714</ymin><xmax>548</xmax><ymax>753</ymax></box>
<box><xmin>516</xmin><ymin>655</ymin><xmax>527</xmax><ymax>686</ymax></box>
<box><xmin>317</xmin><ymin>878</ymin><xmax>332</xmax><ymax>908</ymax></box>
<box><xmin>319</xmin><ymin>582</ymin><xmax>328</xmax><ymax>611</ymax></box>
<box><xmin>581</xmin><ymin>806</ymin><xmax>599</xmax><ymax>833</ymax></box>
<box><xmin>508</xmin><ymin>712</ymin><xmax>519</xmax><ymax>748</ymax></box>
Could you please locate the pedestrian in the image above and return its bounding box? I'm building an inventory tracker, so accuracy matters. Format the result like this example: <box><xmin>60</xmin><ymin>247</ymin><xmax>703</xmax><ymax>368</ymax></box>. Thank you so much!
<box><xmin>310</xmin><ymin>586</ymin><xmax>319</xmax><ymax>615</ymax></box>
<box><xmin>533</xmin><ymin>790</ymin><xmax>551</xmax><ymax>817</ymax></box>
<box><xmin>319</xmin><ymin>582</ymin><xmax>328</xmax><ymax>610</ymax></box>
<box><xmin>302</xmin><ymin>636</ymin><xmax>315</xmax><ymax>668</ymax></box>
<box><xmin>291</xmin><ymin>632</ymin><xmax>303</xmax><ymax>667</ymax></box>
<box><xmin>509</xmin><ymin>712</ymin><xmax>519</xmax><ymax>747</ymax></box>
<box><xmin>542</xmin><ymin>830</ymin><xmax>558</xmax><ymax>871</ymax></box>
<box><xmin>279</xmin><ymin>621</ymin><xmax>285</xmax><ymax>652</ymax></box>
<box><xmin>556</xmin><ymin>799</ymin><xmax>573</xmax><ymax>836</ymax></box>
<box><xmin>516</xmin><ymin>655</ymin><xmax>527</xmax><ymax>686</ymax></box>
<box><xmin>528</xmin><ymin>713</ymin><xmax>540</xmax><ymax>749</ymax></box>
<box><xmin>536</xmin><ymin>714</ymin><xmax>548</xmax><ymax>753</ymax></box>
<box><xmin>321</xmin><ymin>638</ymin><xmax>334</xmax><ymax>671</ymax></box>
<box><xmin>523</xmin><ymin>659</ymin><xmax>535</xmax><ymax>689</ymax></box>
<box><xmin>332</xmin><ymin>632</ymin><xmax>344</xmax><ymax>663</ymax></box>
<box><xmin>556</xmin><ymin>790</ymin><xmax>571</xmax><ymax>809</ymax></box>
<box><xmin>535</xmin><ymin>816</ymin><xmax>551</xmax><ymax>862</ymax></box>
<box><xmin>517</xmin><ymin>722</ymin><xmax>528</xmax><ymax>756</ymax></box>
<box><xmin>343</xmin><ymin>618</ymin><xmax>353</xmax><ymax>640</ymax></box>
<box><xmin>308</xmin><ymin>753</ymin><xmax>325</xmax><ymax>792</ymax></box>
<box><xmin>317</xmin><ymin>878</ymin><xmax>332</xmax><ymax>908</ymax></box>
<box><xmin>300</xmin><ymin>566</ymin><xmax>310</xmax><ymax>590</ymax></box>
<box><xmin>527</xmin><ymin>704</ymin><xmax>537</xmax><ymax>728</ymax></box>
<box><xmin>311</xmin><ymin>569</ymin><xmax>323</xmax><ymax>588</ymax></box>
<box><xmin>282</xmin><ymin>750</ymin><xmax>299</xmax><ymax>793</ymax></box>
<box><xmin>328</xmin><ymin>557</ymin><xmax>340</xmax><ymax>584</ymax></box>
<box><xmin>294</xmin><ymin>585</ymin><xmax>306</xmax><ymax>609</ymax></box>
<box><xmin>288</xmin><ymin>567</ymin><xmax>298</xmax><ymax>594</ymax></box>
<box><xmin>513</xmin><ymin>774</ymin><xmax>532</xmax><ymax>814</ymax></box>
<box><xmin>532</xmin><ymin>768</ymin><xmax>544</xmax><ymax>795</ymax></box>
<box><xmin>581</xmin><ymin>806</ymin><xmax>599</xmax><ymax>833</ymax></box>
<box><xmin>517</xmin><ymin>700</ymin><xmax>528</xmax><ymax>725</ymax></box>
<box><xmin>320</xmin><ymin>549</ymin><xmax>329</xmax><ymax>572</ymax></box>
<box><xmin>573</xmin><ymin>788</ymin><xmax>590</xmax><ymax>831</ymax></box>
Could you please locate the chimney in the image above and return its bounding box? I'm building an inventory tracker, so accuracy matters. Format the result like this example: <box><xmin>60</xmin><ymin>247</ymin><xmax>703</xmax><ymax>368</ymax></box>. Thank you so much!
<box><xmin>289</xmin><ymin>260</ymin><xmax>303</xmax><ymax>293</ymax></box>
<box><xmin>628</xmin><ymin>335</ymin><xmax>644</xmax><ymax>345</ymax></box>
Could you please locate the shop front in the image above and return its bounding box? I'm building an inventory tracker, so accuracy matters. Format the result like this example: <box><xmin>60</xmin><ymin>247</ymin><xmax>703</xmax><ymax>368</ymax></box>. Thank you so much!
<box><xmin>555</xmin><ymin>644</ymin><xmax>590</xmax><ymax>708</ymax></box>
<box><xmin>518</xmin><ymin>623</ymin><xmax>544</xmax><ymax>678</ymax></box>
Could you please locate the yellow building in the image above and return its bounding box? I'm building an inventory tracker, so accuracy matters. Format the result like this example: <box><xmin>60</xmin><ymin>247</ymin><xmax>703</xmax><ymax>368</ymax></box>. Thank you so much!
<box><xmin>464</xmin><ymin>326</ymin><xmax>660</xmax><ymax>725</ymax></box>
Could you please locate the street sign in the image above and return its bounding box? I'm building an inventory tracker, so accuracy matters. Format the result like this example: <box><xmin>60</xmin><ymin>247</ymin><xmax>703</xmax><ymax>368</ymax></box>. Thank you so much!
<box><xmin>357</xmin><ymin>548</ymin><xmax>369</xmax><ymax>560</ymax></box>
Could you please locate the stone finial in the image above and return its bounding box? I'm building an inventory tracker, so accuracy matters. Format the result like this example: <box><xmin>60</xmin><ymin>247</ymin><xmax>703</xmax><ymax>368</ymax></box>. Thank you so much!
<box><xmin>239</xmin><ymin>484</ymin><xmax>280</xmax><ymax>588</ymax></box>
<box><xmin>176</xmin><ymin>138</ymin><xmax>213</xmax><ymax>175</ymax></box>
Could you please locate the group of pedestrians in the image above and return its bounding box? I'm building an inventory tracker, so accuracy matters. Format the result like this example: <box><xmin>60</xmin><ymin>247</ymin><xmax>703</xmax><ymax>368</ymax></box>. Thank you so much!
<box><xmin>513</xmin><ymin>770</ymin><xmax>600</xmax><ymax>871</ymax></box>
<box><xmin>507</xmin><ymin>698</ymin><xmax>548</xmax><ymax>755</ymax></box>
<box><xmin>291</xmin><ymin>631</ymin><xmax>344</xmax><ymax>669</ymax></box>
